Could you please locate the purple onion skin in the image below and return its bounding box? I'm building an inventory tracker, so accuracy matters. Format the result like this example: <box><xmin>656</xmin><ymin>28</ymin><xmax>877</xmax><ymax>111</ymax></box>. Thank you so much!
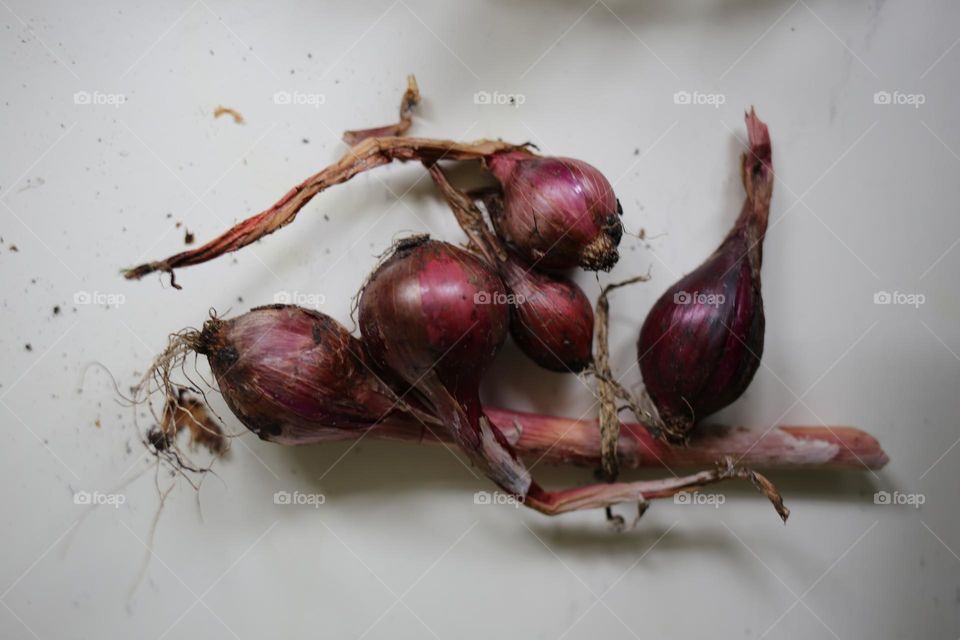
<box><xmin>638</xmin><ymin>110</ymin><xmax>773</xmax><ymax>438</ymax></box>
<box><xmin>359</xmin><ymin>237</ymin><xmax>509</xmax><ymax>397</ymax></box>
<box><xmin>197</xmin><ymin>305</ymin><xmax>404</xmax><ymax>445</ymax></box>
<box><xmin>500</xmin><ymin>252</ymin><xmax>594</xmax><ymax>373</ymax></box>
<box><xmin>638</xmin><ymin>235</ymin><xmax>765</xmax><ymax>435</ymax></box>
<box><xmin>487</xmin><ymin>152</ymin><xmax>623</xmax><ymax>272</ymax></box>
<box><xmin>359</xmin><ymin>237</ymin><xmax>532</xmax><ymax>495</ymax></box>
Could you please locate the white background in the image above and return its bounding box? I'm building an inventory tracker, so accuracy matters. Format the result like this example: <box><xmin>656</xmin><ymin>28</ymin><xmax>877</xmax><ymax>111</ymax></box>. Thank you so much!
<box><xmin>1</xmin><ymin>1</ymin><xmax>958</xmax><ymax>638</ymax></box>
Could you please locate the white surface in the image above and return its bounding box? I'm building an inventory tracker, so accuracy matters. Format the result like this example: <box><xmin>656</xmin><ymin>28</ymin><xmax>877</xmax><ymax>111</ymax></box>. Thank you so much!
<box><xmin>1</xmin><ymin>1</ymin><xmax>958</xmax><ymax>638</ymax></box>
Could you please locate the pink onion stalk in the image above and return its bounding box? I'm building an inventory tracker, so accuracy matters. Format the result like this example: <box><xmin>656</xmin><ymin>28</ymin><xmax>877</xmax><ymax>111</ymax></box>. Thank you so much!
<box><xmin>169</xmin><ymin>305</ymin><xmax>887</xmax><ymax>472</ymax></box>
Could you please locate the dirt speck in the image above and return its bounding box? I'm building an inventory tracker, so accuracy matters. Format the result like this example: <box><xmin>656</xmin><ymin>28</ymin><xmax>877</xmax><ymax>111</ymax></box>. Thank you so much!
<box><xmin>213</xmin><ymin>105</ymin><xmax>245</xmax><ymax>125</ymax></box>
<box><xmin>184</xmin><ymin>229</ymin><xmax>195</xmax><ymax>245</ymax></box>
<box><xmin>17</xmin><ymin>177</ymin><xmax>45</xmax><ymax>193</ymax></box>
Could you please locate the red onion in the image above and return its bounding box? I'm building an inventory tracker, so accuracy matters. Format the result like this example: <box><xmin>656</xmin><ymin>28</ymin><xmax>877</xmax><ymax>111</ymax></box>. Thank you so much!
<box><xmin>499</xmin><ymin>251</ymin><xmax>594</xmax><ymax>372</ymax></box>
<box><xmin>638</xmin><ymin>110</ymin><xmax>774</xmax><ymax>440</ymax></box>
<box><xmin>357</xmin><ymin>236</ymin><xmax>533</xmax><ymax>495</ymax></box>
<box><xmin>195</xmin><ymin>304</ymin><xmax>427</xmax><ymax>445</ymax></box>
<box><xmin>486</xmin><ymin>152</ymin><xmax>623</xmax><ymax>271</ymax></box>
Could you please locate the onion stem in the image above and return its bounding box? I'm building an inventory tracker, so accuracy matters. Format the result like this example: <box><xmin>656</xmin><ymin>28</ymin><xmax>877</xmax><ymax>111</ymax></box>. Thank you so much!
<box><xmin>360</xmin><ymin>407</ymin><xmax>889</xmax><ymax>471</ymax></box>
<box><xmin>122</xmin><ymin>136</ymin><xmax>531</xmax><ymax>284</ymax></box>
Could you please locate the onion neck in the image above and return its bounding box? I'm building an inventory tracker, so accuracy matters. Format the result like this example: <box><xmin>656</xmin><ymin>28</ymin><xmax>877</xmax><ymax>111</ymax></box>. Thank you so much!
<box><xmin>486</xmin><ymin>150</ymin><xmax>534</xmax><ymax>185</ymax></box>
<box><xmin>419</xmin><ymin>374</ymin><xmax>533</xmax><ymax>497</ymax></box>
<box><xmin>732</xmin><ymin>109</ymin><xmax>774</xmax><ymax>271</ymax></box>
